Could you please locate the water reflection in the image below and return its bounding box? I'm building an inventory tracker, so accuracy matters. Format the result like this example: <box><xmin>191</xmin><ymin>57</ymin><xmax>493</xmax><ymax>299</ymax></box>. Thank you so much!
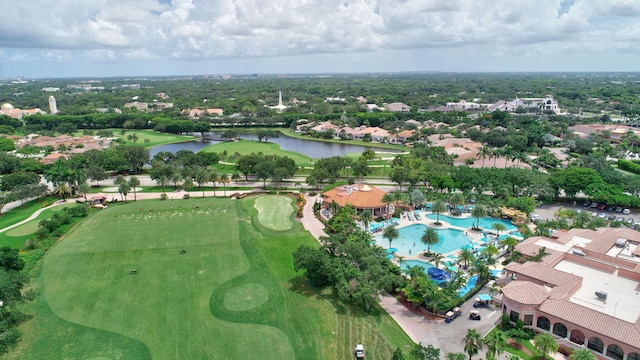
<box><xmin>149</xmin><ymin>132</ymin><xmax>401</xmax><ymax>159</ymax></box>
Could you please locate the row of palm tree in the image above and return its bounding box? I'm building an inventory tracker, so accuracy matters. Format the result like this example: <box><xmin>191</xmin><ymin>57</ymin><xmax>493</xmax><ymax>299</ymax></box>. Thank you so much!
<box><xmin>463</xmin><ymin>328</ymin><xmax>596</xmax><ymax>360</ymax></box>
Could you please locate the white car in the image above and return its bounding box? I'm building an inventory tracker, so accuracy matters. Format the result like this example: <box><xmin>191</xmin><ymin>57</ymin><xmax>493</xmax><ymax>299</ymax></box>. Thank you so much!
<box><xmin>530</xmin><ymin>214</ymin><xmax>541</xmax><ymax>221</ymax></box>
<box><xmin>354</xmin><ymin>344</ymin><xmax>365</xmax><ymax>359</ymax></box>
<box><xmin>623</xmin><ymin>208</ymin><xmax>631</xmax><ymax>215</ymax></box>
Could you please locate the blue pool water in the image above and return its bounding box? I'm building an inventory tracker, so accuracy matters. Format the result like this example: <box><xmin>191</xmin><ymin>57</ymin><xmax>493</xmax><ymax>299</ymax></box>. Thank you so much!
<box><xmin>400</xmin><ymin>259</ymin><xmax>434</xmax><ymax>272</ymax></box>
<box><xmin>374</xmin><ymin>224</ymin><xmax>472</xmax><ymax>256</ymax></box>
<box><xmin>458</xmin><ymin>275</ymin><xmax>479</xmax><ymax>297</ymax></box>
<box><xmin>425</xmin><ymin>214</ymin><xmax>516</xmax><ymax>231</ymax></box>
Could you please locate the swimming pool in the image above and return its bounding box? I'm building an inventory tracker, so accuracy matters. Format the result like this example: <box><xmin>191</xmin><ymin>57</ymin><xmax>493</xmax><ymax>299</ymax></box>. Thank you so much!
<box><xmin>373</xmin><ymin>224</ymin><xmax>472</xmax><ymax>256</ymax></box>
<box><xmin>458</xmin><ymin>275</ymin><xmax>479</xmax><ymax>297</ymax></box>
<box><xmin>400</xmin><ymin>259</ymin><xmax>434</xmax><ymax>272</ymax></box>
<box><xmin>425</xmin><ymin>214</ymin><xmax>516</xmax><ymax>231</ymax></box>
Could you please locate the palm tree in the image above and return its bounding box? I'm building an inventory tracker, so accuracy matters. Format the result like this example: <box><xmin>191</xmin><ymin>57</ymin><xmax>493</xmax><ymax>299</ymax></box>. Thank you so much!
<box><xmin>479</xmin><ymin>145</ymin><xmax>492</xmax><ymax>168</ymax></box>
<box><xmin>446</xmin><ymin>353</ymin><xmax>467</xmax><ymax>360</ymax></box>
<box><xmin>421</xmin><ymin>227</ymin><xmax>440</xmax><ymax>255</ymax></box>
<box><xmin>569</xmin><ymin>347</ymin><xmax>597</xmax><ymax>360</ymax></box>
<box><xmin>457</xmin><ymin>248</ymin><xmax>475</xmax><ymax>269</ymax></box>
<box><xmin>360</xmin><ymin>210</ymin><xmax>373</xmax><ymax>231</ymax></box>
<box><xmin>232</xmin><ymin>172</ymin><xmax>241</xmax><ymax>187</ymax></box>
<box><xmin>471</xmin><ymin>204</ymin><xmax>487</xmax><ymax>230</ymax></box>
<box><xmin>78</xmin><ymin>182</ymin><xmax>91</xmax><ymax>202</ymax></box>
<box><xmin>500</xmin><ymin>236</ymin><xmax>519</xmax><ymax>256</ymax></box>
<box><xmin>463</xmin><ymin>328</ymin><xmax>484</xmax><ymax>360</ymax></box>
<box><xmin>432</xmin><ymin>200</ymin><xmax>446</xmax><ymax>225</ymax></box>
<box><xmin>128</xmin><ymin>176</ymin><xmax>140</xmax><ymax>201</ymax></box>
<box><xmin>491</xmin><ymin>222</ymin><xmax>506</xmax><ymax>237</ymax></box>
<box><xmin>219</xmin><ymin>173</ymin><xmax>230</xmax><ymax>196</ymax></box>
<box><xmin>533</xmin><ymin>333</ymin><xmax>558</xmax><ymax>360</ymax></box>
<box><xmin>382</xmin><ymin>225</ymin><xmax>399</xmax><ymax>249</ymax></box>
<box><xmin>195</xmin><ymin>168</ymin><xmax>209</xmax><ymax>197</ymax></box>
<box><xmin>156</xmin><ymin>176</ymin><xmax>169</xmax><ymax>196</ymax></box>
<box><xmin>382</xmin><ymin>193</ymin><xmax>394</xmax><ymax>218</ymax></box>
<box><xmin>429</xmin><ymin>252</ymin><xmax>444</xmax><ymax>268</ymax></box>
<box><xmin>183</xmin><ymin>177</ymin><xmax>194</xmax><ymax>195</ymax></box>
<box><xmin>449</xmin><ymin>193</ymin><xmax>465</xmax><ymax>214</ymax></box>
<box><xmin>480</xmin><ymin>244</ymin><xmax>499</xmax><ymax>264</ymax></box>
<box><xmin>484</xmin><ymin>329</ymin><xmax>507</xmax><ymax>360</ymax></box>
<box><xmin>118</xmin><ymin>182</ymin><xmax>130</xmax><ymax>202</ymax></box>
<box><xmin>53</xmin><ymin>183</ymin><xmax>71</xmax><ymax>201</ymax></box>
<box><xmin>210</xmin><ymin>170</ymin><xmax>219</xmax><ymax>196</ymax></box>
<box><xmin>113</xmin><ymin>174</ymin><xmax>126</xmax><ymax>187</ymax></box>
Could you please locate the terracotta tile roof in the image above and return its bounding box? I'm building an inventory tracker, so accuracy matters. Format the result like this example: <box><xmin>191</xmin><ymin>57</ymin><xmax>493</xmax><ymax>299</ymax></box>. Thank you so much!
<box><xmin>538</xmin><ymin>299</ymin><xmax>640</xmax><ymax>348</ymax></box>
<box><xmin>506</xmin><ymin>262</ymin><xmax>581</xmax><ymax>299</ymax></box>
<box><xmin>502</xmin><ymin>281</ymin><xmax>549</xmax><ymax>305</ymax></box>
<box><xmin>322</xmin><ymin>184</ymin><xmax>387</xmax><ymax>209</ymax></box>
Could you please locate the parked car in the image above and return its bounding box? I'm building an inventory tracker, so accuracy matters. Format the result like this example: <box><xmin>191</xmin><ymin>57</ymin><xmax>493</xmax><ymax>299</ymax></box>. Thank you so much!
<box><xmin>598</xmin><ymin>213</ymin><xmax>607</xmax><ymax>219</ymax></box>
<box><xmin>575</xmin><ymin>209</ymin><xmax>582</xmax><ymax>214</ymax></box>
<box><xmin>635</xmin><ymin>219</ymin><xmax>640</xmax><ymax>227</ymax></box>
<box><xmin>590</xmin><ymin>203</ymin><xmax>599</xmax><ymax>208</ymax></box>
<box><xmin>590</xmin><ymin>211</ymin><xmax>598</xmax><ymax>217</ymax></box>
<box><xmin>608</xmin><ymin>214</ymin><xmax>616</xmax><ymax>220</ymax></box>
<box><xmin>607</xmin><ymin>206</ymin><xmax>615</xmax><ymax>212</ymax></box>
<box><xmin>616</xmin><ymin>216</ymin><xmax>625</xmax><ymax>222</ymax></box>
<box><xmin>615</xmin><ymin>207</ymin><xmax>623</xmax><ymax>213</ymax></box>
<box><xmin>530</xmin><ymin>214</ymin><xmax>541</xmax><ymax>222</ymax></box>
<box><xmin>582</xmin><ymin>201</ymin><xmax>590</xmax><ymax>207</ymax></box>
<box><xmin>626</xmin><ymin>218</ymin><xmax>635</xmax><ymax>225</ymax></box>
<box><xmin>623</xmin><ymin>208</ymin><xmax>631</xmax><ymax>215</ymax></box>
<box><xmin>598</xmin><ymin>204</ymin><xmax>607</xmax><ymax>210</ymax></box>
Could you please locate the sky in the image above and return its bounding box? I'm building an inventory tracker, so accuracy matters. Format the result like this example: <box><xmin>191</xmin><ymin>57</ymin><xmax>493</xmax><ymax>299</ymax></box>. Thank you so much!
<box><xmin>1</xmin><ymin>0</ymin><xmax>640</xmax><ymax>78</ymax></box>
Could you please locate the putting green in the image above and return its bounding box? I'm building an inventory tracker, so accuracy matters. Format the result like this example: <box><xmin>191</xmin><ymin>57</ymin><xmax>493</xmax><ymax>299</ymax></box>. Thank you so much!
<box><xmin>5</xmin><ymin>221</ymin><xmax>40</xmax><ymax>237</ymax></box>
<box><xmin>254</xmin><ymin>195</ymin><xmax>293</xmax><ymax>231</ymax></box>
<box><xmin>223</xmin><ymin>283</ymin><xmax>269</xmax><ymax>311</ymax></box>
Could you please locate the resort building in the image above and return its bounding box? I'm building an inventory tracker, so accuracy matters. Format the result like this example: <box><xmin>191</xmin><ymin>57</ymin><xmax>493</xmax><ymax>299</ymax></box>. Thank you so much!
<box><xmin>1</xmin><ymin>103</ymin><xmax>45</xmax><ymax>119</ymax></box>
<box><xmin>500</xmin><ymin>227</ymin><xmax>640</xmax><ymax>359</ymax></box>
<box><xmin>385</xmin><ymin>102</ymin><xmax>411</xmax><ymax>113</ymax></box>
<box><xmin>322</xmin><ymin>183</ymin><xmax>391</xmax><ymax>218</ymax></box>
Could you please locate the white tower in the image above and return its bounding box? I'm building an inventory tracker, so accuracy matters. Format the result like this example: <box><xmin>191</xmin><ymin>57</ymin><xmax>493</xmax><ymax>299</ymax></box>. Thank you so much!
<box><xmin>278</xmin><ymin>91</ymin><xmax>283</xmax><ymax>107</ymax></box>
<box><xmin>48</xmin><ymin>95</ymin><xmax>58</xmax><ymax>114</ymax></box>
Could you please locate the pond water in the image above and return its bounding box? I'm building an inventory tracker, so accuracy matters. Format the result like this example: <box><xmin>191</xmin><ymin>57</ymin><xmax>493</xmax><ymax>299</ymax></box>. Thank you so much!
<box><xmin>149</xmin><ymin>132</ymin><xmax>401</xmax><ymax>159</ymax></box>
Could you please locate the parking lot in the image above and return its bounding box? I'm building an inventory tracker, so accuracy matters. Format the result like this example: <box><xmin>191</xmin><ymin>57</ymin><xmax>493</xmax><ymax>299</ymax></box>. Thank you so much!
<box><xmin>532</xmin><ymin>201</ymin><xmax>640</xmax><ymax>229</ymax></box>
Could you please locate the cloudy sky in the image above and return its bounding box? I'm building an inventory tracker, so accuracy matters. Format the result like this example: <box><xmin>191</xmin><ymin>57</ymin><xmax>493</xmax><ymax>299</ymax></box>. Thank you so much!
<box><xmin>1</xmin><ymin>0</ymin><xmax>639</xmax><ymax>78</ymax></box>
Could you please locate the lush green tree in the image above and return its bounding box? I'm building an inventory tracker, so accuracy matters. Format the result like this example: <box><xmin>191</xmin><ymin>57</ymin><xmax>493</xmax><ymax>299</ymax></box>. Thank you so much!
<box><xmin>0</xmin><ymin>247</ymin><xmax>24</xmax><ymax>272</ymax></box>
<box><xmin>500</xmin><ymin>236</ymin><xmax>519</xmax><ymax>256</ymax></box>
<box><xmin>533</xmin><ymin>333</ymin><xmax>558</xmax><ymax>360</ymax></box>
<box><xmin>78</xmin><ymin>182</ymin><xmax>91</xmax><ymax>202</ymax></box>
<box><xmin>471</xmin><ymin>204</ymin><xmax>487</xmax><ymax>230</ymax></box>
<box><xmin>409</xmin><ymin>343</ymin><xmax>440</xmax><ymax>360</ymax></box>
<box><xmin>383</xmin><ymin>225</ymin><xmax>399</xmax><ymax>249</ymax></box>
<box><xmin>360</xmin><ymin>210</ymin><xmax>373</xmax><ymax>231</ymax></box>
<box><xmin>484</xmin><ymin>329</ymin><xmax>507</xmax><ymax>359</ymax></box>
<box><xmin>463</xmin><ymin>328</ymin><xmax>484</xmax><ymax>360</ymax></box>
<box><xmin>431</xmin><ymin>200</ymin><xmax>446</xmax><ymax>225</ymax></box>
<box><xmin>128</xmin><ymin>176</ymin><xmax>141</xmax><ymax>201</ymax></box>
<box><xmin>0</xmin><ymin>137</ymin><xmax>16</xmax><ymax>152</ymax></box>
<box><xmin>445</xmin><ymin>352</ymin><xmax>466</xmax><ymax>360</ymax></box>
<box><xmin>491</xmin><ymin>222</ymin><xmax>506</xmax><ymax>237</ymax></box>
<box><xmin>569</xmin><ymin>347</ymin><xmax>597</xmax><ymax>360</ymax></box>
<box><xmin>421</xmin><ymin>227</ymin><xmax>439</xmax><ymax>255</ymax></box>
<box><xmin>118</xmin><ymin>182</ymin><xmax>131</xmax><ymax>202</ymax></box>
<box><xmin>457</xmin><ymin>248</ymin><xmax>475</xmax><ymax>269</ymax></box>
<box><xmin>194</xmin><ymin>167</ymin><xmax>209</xmax><ymax>197</ymax></box>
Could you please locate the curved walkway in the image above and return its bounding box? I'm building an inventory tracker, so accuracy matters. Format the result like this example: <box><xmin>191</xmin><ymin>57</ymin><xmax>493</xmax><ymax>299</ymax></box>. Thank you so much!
<box><xmin>0</xmin><ymin>201</ymin><xmax>70</xmax><ymax>234</ymax></box>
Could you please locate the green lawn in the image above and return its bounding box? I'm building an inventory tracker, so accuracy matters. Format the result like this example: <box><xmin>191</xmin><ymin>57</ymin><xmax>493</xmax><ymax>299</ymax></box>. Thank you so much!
<box><xmin>7</xmin><ymin>196</ymin><xmax>411</xmax><ymax>359</ymax></box>
<box><xmin>201</xmin><ymin>139</ymin><xmax>312</xmax><ymax>165</ymax></box>
<box><xmin>105</xmin><ymin>129</ymin><xmax>196</xmax><ymax>147</ymax></box>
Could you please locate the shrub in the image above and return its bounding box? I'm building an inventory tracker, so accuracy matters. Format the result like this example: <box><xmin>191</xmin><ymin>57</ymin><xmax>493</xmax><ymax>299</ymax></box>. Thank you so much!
<box><xmin>160</xmin><ymin>193</ymin><xmax>168</xmax><ymax>200</ymax></box>
<box><xmin>183</xmin><ymin>194</ymin><xmax>190</xmax><ymax>199</ymax></box>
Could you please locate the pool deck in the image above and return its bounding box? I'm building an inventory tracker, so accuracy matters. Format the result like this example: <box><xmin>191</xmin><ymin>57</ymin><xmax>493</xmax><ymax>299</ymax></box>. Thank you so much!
<box><xmin>386</xmin><ymin>211</ymin><xmax>508</xmax><ymax>263</ymax></box>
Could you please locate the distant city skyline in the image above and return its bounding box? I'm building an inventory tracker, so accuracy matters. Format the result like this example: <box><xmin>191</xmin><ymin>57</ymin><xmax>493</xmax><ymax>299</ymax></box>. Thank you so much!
<box><xmin>1</xmin><ymin>1</ymin><xmax>640</xmax><ymax>78</ymax></box>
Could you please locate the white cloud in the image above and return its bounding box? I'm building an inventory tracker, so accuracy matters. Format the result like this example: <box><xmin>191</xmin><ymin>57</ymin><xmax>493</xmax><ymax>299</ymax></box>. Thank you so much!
<box><xmin>0</xmin><ymin>0</ymin><xmax>638</xmax><ymax>76</ymax></box>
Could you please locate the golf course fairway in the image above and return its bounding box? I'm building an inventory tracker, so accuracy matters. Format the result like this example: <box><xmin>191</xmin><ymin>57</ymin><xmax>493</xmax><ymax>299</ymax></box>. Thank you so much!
<box><xmin>6</xmin><ymin>195</ymin><xmax>410</xmax><ymax>359</ymax></box>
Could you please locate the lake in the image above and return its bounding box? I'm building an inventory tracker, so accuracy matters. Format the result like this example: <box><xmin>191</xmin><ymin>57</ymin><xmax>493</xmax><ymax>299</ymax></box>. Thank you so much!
<box><xmin>149</xmin><ymin>132</ymin><xmax>401</xmax><ymax>159</ymax></box>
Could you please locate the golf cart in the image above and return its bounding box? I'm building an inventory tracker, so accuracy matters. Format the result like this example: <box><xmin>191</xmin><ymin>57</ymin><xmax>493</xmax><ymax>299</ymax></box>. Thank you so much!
<box><xmin>469</xmin><ymin>309</ymin><xmax>481</xmax><ymax>320</ymax></box>
<box><xmin>354</xmin><ymin>344</ymin><xmax>365</xmax><ymax>359</ymax></box>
